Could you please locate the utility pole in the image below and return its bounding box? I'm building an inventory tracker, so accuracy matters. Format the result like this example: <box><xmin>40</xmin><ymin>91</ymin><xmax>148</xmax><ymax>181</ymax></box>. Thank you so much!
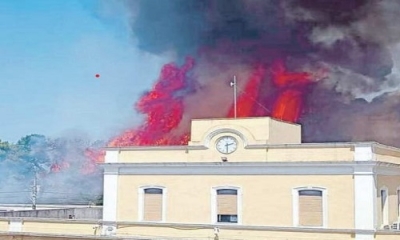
<box><xmin>230</xmin><ymin>76</ymin><xmax>238</xmax><ymax>118</ymax></box>
<box><xmin>31</xmin><ymin>167</ymin><xmax>38</xmax><ymax>210</ymax></box>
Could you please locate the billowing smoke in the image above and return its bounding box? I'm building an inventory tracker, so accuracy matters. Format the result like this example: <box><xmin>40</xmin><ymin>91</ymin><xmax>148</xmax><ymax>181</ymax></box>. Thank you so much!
<box><xmin>111</xmin><ymin>0</ymin><xmax>400</xmax><ymax>147</ymax></box>
<box><xmin>0</xmin><ymin>134</ymin><xmax>103</xmax><ymax>204</ymax></box>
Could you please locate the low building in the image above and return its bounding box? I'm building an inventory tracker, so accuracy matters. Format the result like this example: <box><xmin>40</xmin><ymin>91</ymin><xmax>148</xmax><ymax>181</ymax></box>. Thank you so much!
<box><xmin>101</xmin><ymin>117</ymin><xmax>400</xmax><ymax>240</ymax></box>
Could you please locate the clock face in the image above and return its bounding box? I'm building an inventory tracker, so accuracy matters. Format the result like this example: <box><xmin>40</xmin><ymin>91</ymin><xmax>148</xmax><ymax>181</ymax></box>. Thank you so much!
<box><xmin>216</xmin><ymin>136</ymin><xmax>238</xmax><ymax>154</ymax></box>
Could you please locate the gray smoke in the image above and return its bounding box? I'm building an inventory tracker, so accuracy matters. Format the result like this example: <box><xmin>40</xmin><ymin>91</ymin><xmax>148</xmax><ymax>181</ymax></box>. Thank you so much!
<box><xmin>121</xmin><ymin>0</ymin><xmax>400</xmax><ymax>146</ymax></box>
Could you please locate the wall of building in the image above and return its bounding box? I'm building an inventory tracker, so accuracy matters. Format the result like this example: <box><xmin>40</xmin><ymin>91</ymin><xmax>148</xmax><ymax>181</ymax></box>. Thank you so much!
<box><xmin>375</xmin><ymin>231</ymin><xmax>400</xmax><ymax>240</ymax></box>
<box><xmin>117</xmin><ymin>174</ymin><xmax>354</xmax><ymax>229</ymax></box>
<box><xmin>22</xmin><ymin>221</ymin><xmax>96</xmax><ymax>235</ymax></box>
<box><xmin>3</xmin><ymin>218</ymin><xmax>400</xmax><ymax>240</ymax></box>
<box><xmin>116</xmin><ymin>223</ymin><xmax>355</xmax><ymax>240</ymax></box>
<box><xmin>266</xmin><ymin>146</ymin><xmax>354</xmax><ymax>162</ymax></box>
<box><xmin>377</xmin><ymin>175</ymin><xmax>400</xmax><ymax>227</ymax></box>
<box><xmin>0</xmin><ymin>207</ymin><xmax>102</xmax><ymax>219</ymax></box>
<box><xmin>189</xmin><ymin>117</ymin><xmax>302</xmax><ymax>145</ymax></box>
<box><xmin>269</xmin><ymin>118</ymin><xmax>301</xmax><ymax>144</ymax></box>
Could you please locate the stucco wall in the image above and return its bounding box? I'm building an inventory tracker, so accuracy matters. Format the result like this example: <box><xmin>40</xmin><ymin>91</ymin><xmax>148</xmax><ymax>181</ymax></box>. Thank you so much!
<box><xmin>269</xmin><ymin>118</ymin><xmax>301</xmax><ymax>144</ymax></box>
<box><xmin>117</xmin><ymin>175</ymin><xmax>354</xmax><ymax>229</ymax></box>
<box><xmin>375</xmin><ymin>232</ymin><xmax>400</xmax><ymax>240</ymax></box>
<box><xmin>266</xmin><ymin>147</ymin><xmax>354</xmax><ymax>162</ymax></box>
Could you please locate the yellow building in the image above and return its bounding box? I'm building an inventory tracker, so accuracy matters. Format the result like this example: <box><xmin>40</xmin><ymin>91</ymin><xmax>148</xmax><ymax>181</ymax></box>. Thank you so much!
<box><xmin>101</xmin><ymin>117</ymin><xmax>400</xmax><ymax>240</ymax></box>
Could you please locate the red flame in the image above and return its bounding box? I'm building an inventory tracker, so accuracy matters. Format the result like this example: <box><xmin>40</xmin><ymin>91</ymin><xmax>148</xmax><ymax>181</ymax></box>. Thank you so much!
<box><xmin>227</xmin><ymin>61</ymin><xmax>312</xmax><ymax>122</ymax></box>
<box><xmin>109</xmin><ymin>57</ymin><xmax>316</xmax><ymax>147</ymax></box>
<box><xmin>49</xmin><ymin>149</ymin><xmax>104</xmax><ymax>175</ymax></box>
<box><xmin>270</xmin><ymin>61</ymin><xmax>313</xmax><ymax>122</ymax></box>
<box><xmin>82</xmin><ymin>148</ymin><xmax>105</xmax><ymax>174</ymax></box>
<box><xmin>109</xmin><ymin>57</ymin><xmax>194</xmax><ymax>147</ymax></box>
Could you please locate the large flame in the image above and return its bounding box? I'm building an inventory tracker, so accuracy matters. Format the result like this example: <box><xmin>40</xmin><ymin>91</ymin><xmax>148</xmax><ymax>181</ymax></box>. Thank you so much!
<box><xmin>109</xmin><ymin>58</ymin><xmax>194</xmax><ymax>147</ymax></box>
<box><xmin>109</xmin><ymin>57</ymin><xmax>317</xmax><ymax>147</ymax></box>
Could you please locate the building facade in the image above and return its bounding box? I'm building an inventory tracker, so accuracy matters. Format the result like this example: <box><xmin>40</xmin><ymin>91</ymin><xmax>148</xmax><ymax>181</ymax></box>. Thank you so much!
<box><xmin>102</xmin><ymin>117</ymin><xmax>400</xmax><ymax>239</ymax></box>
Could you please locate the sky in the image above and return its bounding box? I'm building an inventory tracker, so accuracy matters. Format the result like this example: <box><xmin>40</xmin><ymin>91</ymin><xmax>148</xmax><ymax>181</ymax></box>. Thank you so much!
<box><xmin>0</xmin><ymin>0</ymin><xmax>168</xmax><ymax>142</ymax></box>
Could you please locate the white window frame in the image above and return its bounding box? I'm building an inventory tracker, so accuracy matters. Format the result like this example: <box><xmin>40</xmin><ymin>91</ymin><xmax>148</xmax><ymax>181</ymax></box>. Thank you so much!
<box><xmin>292</xmin><ymin>186</ymin><xmax>328</xmax><ymax>228</ymax></box>
<box><xmin>211</xmin><ymin>186</ymin><xmax>242</xmax><ymax>224</ymax></box>
<box><xmin>380</xmin><ymin>186</ymin><xmax>389</xmax><ymax>227</ymax></box>
<box><xmin>138</xmin><ymin>185</ymin><xmax>167</xmax><ymax>222</ymax></box>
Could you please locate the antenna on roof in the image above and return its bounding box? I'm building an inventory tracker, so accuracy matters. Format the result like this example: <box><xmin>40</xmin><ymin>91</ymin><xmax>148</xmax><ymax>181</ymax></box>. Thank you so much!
<box><xmin>230</xmin><ymin>76</ymin><xmax>237</xmax><ymax>118</ymax></box>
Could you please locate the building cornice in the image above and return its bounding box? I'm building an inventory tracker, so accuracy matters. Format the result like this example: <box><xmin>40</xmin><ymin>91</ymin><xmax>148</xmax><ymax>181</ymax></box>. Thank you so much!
<box><xmin>375</xmin><ymin>162</ymin><xmax>400</xmax><ymax>175</ymax></box>
<box><xmin>102</xmin><ymin>161</ymin><xmax>379</xmax><ymax>176</ymax></box>
<box><xmin>104</xmin><ymin>145</ymin><xmax>207</xmax><ymax>151</ymax></box>
<box><xmin>104</xmin><ymin>141</ymin><xmax>388</xmax><ymax>151</ymax></box>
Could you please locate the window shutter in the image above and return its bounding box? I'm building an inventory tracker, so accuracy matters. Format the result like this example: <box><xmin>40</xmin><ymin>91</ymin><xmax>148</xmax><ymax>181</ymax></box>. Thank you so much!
<box><xmin>143</xmin><ymin>188</ymin><xmax>163</xmax><ymax>221</ymax></box>
<box><xmin>299</xmin><ymin>190</ymin><xmax>322</xmax><ymax>226</ymax></box>
<box><xmin>217</xmin><ymin>189</ymin><xmax>237</xmax><ymax>215</ymax></box>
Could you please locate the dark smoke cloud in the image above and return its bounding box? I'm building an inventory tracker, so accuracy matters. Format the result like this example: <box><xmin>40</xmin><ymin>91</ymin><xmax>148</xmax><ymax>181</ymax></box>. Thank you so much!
<box><xmin>123</xmin><ymin>0</ymin><xmax>400</xmax><ymax>146</ymax></box>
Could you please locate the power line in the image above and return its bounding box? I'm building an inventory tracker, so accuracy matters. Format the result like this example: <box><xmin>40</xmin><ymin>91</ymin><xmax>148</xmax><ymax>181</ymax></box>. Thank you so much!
<box><xmin>235</xmin><ymin>84</ymin><xmax>272</xmax><ymax>114</ymax></box>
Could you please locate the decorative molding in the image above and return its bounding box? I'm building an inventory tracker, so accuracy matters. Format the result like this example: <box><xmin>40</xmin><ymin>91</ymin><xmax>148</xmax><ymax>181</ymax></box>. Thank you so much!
<box><xmin>375</xmin><ymin>165</ymin><xmax>400</xmax><ymax>175</ymax></box>
<box><xmin>104</xmin><ymin>141</ymin><xmax>385</xmax><ymax>151</ymax></box>
<box><xmin>353</xmin><ymin>165</ymin><xmax>375</xmax><ymax>175</ymax></box>
<box><xmin>203</xmin><ymin>128</ymin><xmax>249</xmax><ymax>148</ymax></box>
<box><xmin>104</xmin><ymin>145</ymin><xmax>207</xmax><ymax>151</ymax></box>
<box><xmin>103</xmin><ymin>165</ymin><xmax>119</xmax><ymax>175</ymax></box>
<box><xmin>102</xmin><ymin>162</ymin><xmax>375</xmax><ymax>176</ymax></box>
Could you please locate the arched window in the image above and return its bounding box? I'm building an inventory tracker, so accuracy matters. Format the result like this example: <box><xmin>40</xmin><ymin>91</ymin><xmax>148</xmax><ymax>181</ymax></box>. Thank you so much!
<box><xmin>138</xmin><ymin>186</ymin><xmax>166</xmax><ymax>222</ymax></box>
<box><xmin>293</xmin><ymin>187</ymin><xmax>327</xmax><ymax>228</ymax></box>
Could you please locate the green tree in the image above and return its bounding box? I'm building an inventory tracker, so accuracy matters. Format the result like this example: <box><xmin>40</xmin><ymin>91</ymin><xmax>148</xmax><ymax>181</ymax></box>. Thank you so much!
<box><xmin>16</xmin><ymin>134</ymin><xmax>51</xmax><ymax>173</ymax></box>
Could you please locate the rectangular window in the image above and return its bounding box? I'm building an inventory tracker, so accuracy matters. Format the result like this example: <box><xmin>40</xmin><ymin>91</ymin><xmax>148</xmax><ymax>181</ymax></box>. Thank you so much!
<box><xmin>298</xmin><ymin>190</ymin><xmax>323</xmax><ymax>227</ymax></box>
<box><xmin>217</xmin><ymin>189</ymin><xmax>237</xmax><ymax>223</ymax></box>
<box><xmin>381</xmin><ymin>189</ymin><xmax>388</xmax><ymax>226</ymax></box>
<box><xmin>143</xmin><ymin>188</ymin><xmax>163</xmax><ymax>221</ymax></box>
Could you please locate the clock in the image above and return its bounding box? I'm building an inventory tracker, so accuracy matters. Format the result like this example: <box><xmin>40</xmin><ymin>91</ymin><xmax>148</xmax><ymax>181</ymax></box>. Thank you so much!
<box><xmin>216</xmin><ymin>136</ymin><xmax>238</xmax><ymax>154</ymax></box>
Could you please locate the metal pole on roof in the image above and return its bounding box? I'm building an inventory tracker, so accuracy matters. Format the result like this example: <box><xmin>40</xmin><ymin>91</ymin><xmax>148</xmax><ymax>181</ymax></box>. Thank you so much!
<box><xmin>230</xmin><ymin>76</ymin><xmax>237</xmax><ymax>118</ymax></box>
